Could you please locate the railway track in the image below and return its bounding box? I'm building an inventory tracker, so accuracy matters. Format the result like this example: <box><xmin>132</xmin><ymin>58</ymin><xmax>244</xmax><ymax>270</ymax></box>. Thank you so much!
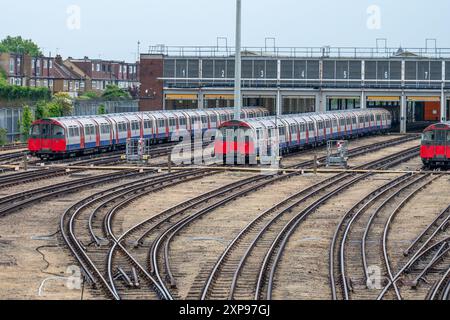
<box><xmin>374</xmin><ymin>203</ymin><xmax>450</xmax><ymax>300</ymax></box>
<box><xmin>0</xmin><ymin>170</ymin><xmax>152</xmax><ymax>218</ymax></box>
<box><xmin>0</xmin><ymin>143</ymin><xmax>27</xmax><ymax>151</ymax></box>
<box><xmin>0</xmin><ymin>151</ymin><xmax>28</xmax><ymax>165</ymax></box>
<box><xmin>57</xmin><ymin>134</ymin><xmax>421</xmax><ymax>300</ymax></box>
<box><xmin>60</xmin><ymin>168</ymin><xmax>218</xmax><ymax>300</ymax></box>
<box><xmin>283</xmin><ymin>134</ymin><xmax>419</xmax><ymax>169</ymax></box>
<box><xmin>329</xmin><ymin>171</ymin><xmax>442</xmax><ymax>300</ymax></box>
<box><xmin>199</xmin><ymin>146</ymin><xmax>419</xmax><ymax>300</ymax></box>
<box><xmin>0</xmin><ymin>142</ymin><xmax>181</xmax><ymax>187</ymax></box>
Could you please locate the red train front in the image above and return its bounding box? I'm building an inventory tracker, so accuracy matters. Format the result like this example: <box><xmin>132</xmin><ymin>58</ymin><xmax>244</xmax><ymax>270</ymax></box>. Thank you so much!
<box><xmin>215</xmin><ymin>120</ymin><xmax>256</xmax><ymax>164</ymax></box>
<box><xmin>28</xmin><ymin>119</ymin><xmax>67</xmax><ymax>158</ymax></box>
<box><xmin>421</xmin><ymin>122</ymin><xmax>450</xmax><ymax>168</ymax></box>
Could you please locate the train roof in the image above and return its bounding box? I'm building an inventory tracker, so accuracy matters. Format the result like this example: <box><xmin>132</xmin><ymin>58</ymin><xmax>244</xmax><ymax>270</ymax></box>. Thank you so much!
<box><xmin>423</xmin><ymin>122</ymin><xmax>450</xmax><ymax>131</ymax></box>
<box><xmin>218</xmin><ymin>109</ymin><xmax>390</xmax><ymax>129</ymax></box>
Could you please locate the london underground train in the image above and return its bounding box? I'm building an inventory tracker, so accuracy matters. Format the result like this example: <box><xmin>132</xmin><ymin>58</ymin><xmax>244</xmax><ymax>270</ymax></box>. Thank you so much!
<box><xmin>215</xmin><ymin>108</ymin><xmax>392</xmax><ymax>162</ymax></box>
<box><xmin>421</xmin><ymin>122</ymin><xmax>450</xmax><ymax>168</ymax></box>
<box><xmin>28</xmin><ymin>107</ymin><xmax>268</xmax><ymax>159</ymax></box>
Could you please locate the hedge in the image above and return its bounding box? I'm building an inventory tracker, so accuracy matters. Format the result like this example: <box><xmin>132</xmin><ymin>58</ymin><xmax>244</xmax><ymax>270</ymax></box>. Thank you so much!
<box><xmin>0</xmin><ymin>82</ymin><xmax>51</xmax><ymax>101</ymax></box>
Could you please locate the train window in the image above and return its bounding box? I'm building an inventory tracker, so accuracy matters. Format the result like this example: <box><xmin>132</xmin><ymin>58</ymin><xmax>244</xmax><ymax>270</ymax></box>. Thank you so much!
<box><xmin>69</xmin><ymin>127</ymin><xmax>78</xmax><ymax>137</ymax></box>
<box><xmin>332</xmin><ymin>119</ymin><xmax>337</xmax><ymax>127</ymax></box>
<box><xmin>447</xmin><ymin>131</ymin><xmax>450</xmax><ymax>142</ymax></box>
<box><xmin>144</xmin><ymin>120</ymin><xmax>151</xmax><ymax>129</ymax></box>
<box><xmin>352</xmin><ymin>117</ymin><xmax>357</xmax><ymax>125</ymax></box>
<box><xmin>309</xmin><ymin>122</ymin><xmax>314</xmax><ymax>131</ymax></box>
<box><xmin>101</xmin><ymin>124</ymin><xmax>109</xmax><ymax>134</ymax></box>
<box><xmin>201</xmin><ymin>116</ymin><xmax>208</xmax><ymax>124</ymax></box>
<box><xmin>279</xmin><ymin>126</ymin><xmax>285</xmax><ymax>136</ymax></box>
<box><xmin>423</xmin><ymin>131</ymin><xmax>434</xmax><ymax>142</ymax></box>
<box><xmin>86</xmin><ymin>125</ymin><xmax>94</xmax><ymax>135</ymax></box>
<box><xmin>169</xmin><ymin>118</ymin><xmax>176</xmax><ymax>127</ymax></box>
<box><xmin>290</xmin><ymin>125</ymin><xmax>296</xmax><ymax>134</ymax></box>
<box><xmin>436</xmin><ymin>130</ymin><xmax>446</xmax><ymax>142</ymax></box>
<box><xmin>256</xmin><ymin>129</ymin><xmax>262</xmax><ymax>140</ymax></box>
<box><xmin>210</xmin><ymin>115</ymin><xmax>217</xmax><ymax>123</ymax></box>
<box><xmin>159</xmin><ymin>120</ymin><xmax>165</xmax><ymax>128</ymax></box>
<box><xmin>179</xmin><ymin>117</ymin><xmax>186</xmax><ymax>126</ymax></box>
<box><xmin>131</xmin><ymin>121</ymin><xmax>139</xmax><ymax>131</ymax></box>
<box><xmin>30</xmin><ymin>125</ymin><xmax>40</xmax><ymax>136</ymax></box>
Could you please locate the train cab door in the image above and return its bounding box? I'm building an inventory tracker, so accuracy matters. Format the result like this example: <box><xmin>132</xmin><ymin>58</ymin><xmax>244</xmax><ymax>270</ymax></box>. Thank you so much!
<box><xmin>435</xmin><ymin>130</ymin><xmax>446</xmax><ymax>159</ymax></box>
<box><xmin>40</xmin><ymin>123</ymin><xmax>52</xmax><ymax>151</ymax></box>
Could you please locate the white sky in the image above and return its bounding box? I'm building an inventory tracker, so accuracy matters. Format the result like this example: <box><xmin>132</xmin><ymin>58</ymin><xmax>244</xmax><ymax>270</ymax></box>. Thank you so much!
<box><xmin>0</xmin><ymin>0</ymin><xmax>449</xmax><ymax>62</ymax></box>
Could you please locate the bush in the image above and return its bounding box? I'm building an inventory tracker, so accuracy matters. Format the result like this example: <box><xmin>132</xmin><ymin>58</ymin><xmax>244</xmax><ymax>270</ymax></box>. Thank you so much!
<box><xmin>0</xmin><ymin>128</ymin><xmax>7</xmax><ymax>146</ymax></box>
<box><xmin>0</xmin><ymin>81</ymin><xmax>51</xmax><ymax>101</ymax></box>
<box><xmin>102</xmin><ymin>85</ymin><xmax>131</xmax><ymax>100</ymax></box>
<box><xmin>79</xmin><ymin>91</ymin><xmax>100</xmax><ymax>100</ymax></box>
<box><xmin>34</xmin><ymin>93</ymin><xmax>74</xmax><ymax>119</ymax></box>
<box><xmin>97</xmin><ymin>104</ymin><xmax>106</xmax><ymax>115</ymax></box>
<box><xmin>35</xmin><ymin>101</ymin><xmax>49</xmax><ymax>120</ymax></box>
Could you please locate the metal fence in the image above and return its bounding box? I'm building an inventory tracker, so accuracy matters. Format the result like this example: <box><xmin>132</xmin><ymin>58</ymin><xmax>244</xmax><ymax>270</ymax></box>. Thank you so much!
<box><xmin>0</xmin><ymin>107</ymin><xmax>23</xmax><ymax>142</ymax></box>
<box><xmin>148</xmin><ymin>45</ymin><xmax>450</xmax><ymax>59</ymax></box>
<box><xmin>73</xmin><ymin>100</ymin><xmax>139</xmax><ymax>115</ymax></box>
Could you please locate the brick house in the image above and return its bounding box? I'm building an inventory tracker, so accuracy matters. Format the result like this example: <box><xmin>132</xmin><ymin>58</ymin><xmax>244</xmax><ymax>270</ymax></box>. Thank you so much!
<box><xmin>67</xmin><ymin>57</ymin><xmax>139</xmax><ymax>94</ymax></box>
<box><xmin>0</xmin><ymin>52</ymin><xmax>28</xmax><ymax>86</ymax></box>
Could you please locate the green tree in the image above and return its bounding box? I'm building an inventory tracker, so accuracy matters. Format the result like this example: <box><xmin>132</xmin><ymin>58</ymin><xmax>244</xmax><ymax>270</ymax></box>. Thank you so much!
<box><xmin>47</xmin><ymin>101</ymin><xmax>63</xmax><ymax>117</ymax></box>
<box><xmin>35</xmin><ymin>101</ymin><xmax>49</xmax><ymax>120</ymax></box>
<box><xmin>98</xmin><ymin>104</ymin><xmax>106</xmax><ymax>115</ymax></box>
<box><xmin>102</xmin><ymin>85</ymin><xmax>131</xmax><ymax>100</ymax></box>
<box><xmin>20</xmin><ymin>105</ymin><xmax>34</xmax><ymax>141</ymax></box>
<box><xmin>0</xmin><ymin>36</ymin><xmax>42</xmax><ymax>56</ymax></box>
<box><xmin>53</xmin><ymin>92</ymin><xmax>74</xmax><ymax>116</ymax></box>
<box><xmin>0</xmin><ymin>128</ymin><xmax>7</xmax><ymax>146</ymax></box>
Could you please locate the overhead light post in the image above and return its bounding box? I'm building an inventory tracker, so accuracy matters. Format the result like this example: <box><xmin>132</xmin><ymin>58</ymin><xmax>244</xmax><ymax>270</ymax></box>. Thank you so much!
<box><xmin>234</xmin><ymin>0</ymin><xmax>242</xmax><ymax>120</ymax></box>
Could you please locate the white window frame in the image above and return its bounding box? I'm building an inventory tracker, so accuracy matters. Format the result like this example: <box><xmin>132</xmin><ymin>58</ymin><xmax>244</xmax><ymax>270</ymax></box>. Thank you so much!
<box><xmin>9</xmin><ymin>58</ymin><xmax>14</xmax><ymax>74</ymax></box>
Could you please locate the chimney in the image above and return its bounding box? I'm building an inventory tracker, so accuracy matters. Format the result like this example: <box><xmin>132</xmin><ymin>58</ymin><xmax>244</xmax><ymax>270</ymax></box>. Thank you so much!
<box><xmin>55</xmin><ymin>55</ymin><xmax>63</xmax><ymax>64</ymax></box>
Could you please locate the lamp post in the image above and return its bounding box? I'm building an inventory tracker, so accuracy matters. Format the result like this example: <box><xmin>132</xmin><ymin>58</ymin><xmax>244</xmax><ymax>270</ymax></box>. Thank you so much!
<box><xmin>234</xmin><ymin>0</ymin><xmax>242</xmax><ymax>120</ymax></box>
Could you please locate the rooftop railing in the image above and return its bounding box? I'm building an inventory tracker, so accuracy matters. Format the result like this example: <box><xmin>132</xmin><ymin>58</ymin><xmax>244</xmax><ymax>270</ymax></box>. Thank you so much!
<box><xmin>147</xmin><ymin>45</ymin><xmax>450</xmax><ymax>59</ymax></box>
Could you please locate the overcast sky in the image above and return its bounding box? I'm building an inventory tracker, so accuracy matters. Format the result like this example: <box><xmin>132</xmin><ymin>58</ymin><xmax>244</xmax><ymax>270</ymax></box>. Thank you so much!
<box><xmin>0</xmin><ymin>0</ymin><xmax>449</xmax><ymax>62</ymax></box>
